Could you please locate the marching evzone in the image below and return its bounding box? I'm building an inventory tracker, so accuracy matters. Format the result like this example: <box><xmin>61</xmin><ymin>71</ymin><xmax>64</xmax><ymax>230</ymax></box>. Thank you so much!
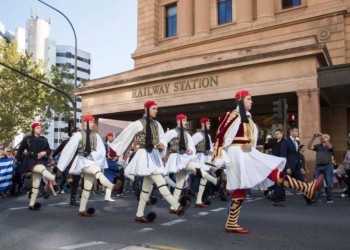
<box><xmin>162</xmin><ymin>114</ymin><xmax>218</xmax><ymax>212</ymax></box>
<box><xmin>110</xmin><ymin>101</ymin><xmax>191</xmax><ymax>223</ymax></box>
<box><xmin>104</xmin><ymin>132</ymin><xmax>124</xmax><ymax>202</ymax></box>
<box><xmin>57</xmin><ymin>115</ymin><xmax>121</xmax><ymax>217</ymax></box>
<box><xmin>15</xmin><ymin>122</ymin><xmax>55</xmax><ymax>210</ymax></box>
<box><xmin>191</xmin><ymin>117</ymin><xmax>217</xmax><ymax>208</ymax></box>
<box><xmin>212</xmin><ymin>90</ymin><xmax>324</xmax><ymax>234</ymax></box>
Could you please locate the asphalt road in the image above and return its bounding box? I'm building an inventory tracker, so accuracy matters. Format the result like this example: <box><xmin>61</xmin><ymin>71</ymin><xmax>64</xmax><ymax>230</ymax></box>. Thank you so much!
<box><xmin>0</xmin><ymin>190</ymin><xmax>350</xmax><ymax>250</ymax></box>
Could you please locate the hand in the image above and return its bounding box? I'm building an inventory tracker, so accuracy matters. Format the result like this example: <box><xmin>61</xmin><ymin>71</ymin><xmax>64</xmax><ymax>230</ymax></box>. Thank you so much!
<box><xmin>286</xmin><ymin>168</ymin><xmax>292</xmax><ymax>175</ymax></box>
<box><xmin>157</xmin><ymin>143</ymin><xmax>165</xmax><ymax>150</ymax></box>
<box><xmin>37</xmin><ymin>151</ymin><xmax>47</xmax><ymax>159</ymax></box>
<box><xmin>186</xmin><ymin>149</ymin><xmax>193</xmax><ymax>155</ymax></box>
<box><xmin>241</xmin><ymin>144</ymin><xmax>252</xmax><ymax>153</ymax></box>
<box><xmin>301</xmin><ymin>169</ymin><xmax>306</xmax><ymax>175</ymax></box>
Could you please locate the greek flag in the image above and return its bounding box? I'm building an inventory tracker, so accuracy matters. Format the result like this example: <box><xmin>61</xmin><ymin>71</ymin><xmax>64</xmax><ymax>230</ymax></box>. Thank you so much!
<box><xmin>0</xmin><ymin>158</ymin><xmax>13</xmax><ymax>191</ymax></box>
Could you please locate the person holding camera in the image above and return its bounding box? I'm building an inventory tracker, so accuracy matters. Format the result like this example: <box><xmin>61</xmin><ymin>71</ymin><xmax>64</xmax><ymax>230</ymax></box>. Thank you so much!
<box><xmin>307</xmin><ymin>133</ymin><xmax>334</xmax><ymax>203</ymax></box>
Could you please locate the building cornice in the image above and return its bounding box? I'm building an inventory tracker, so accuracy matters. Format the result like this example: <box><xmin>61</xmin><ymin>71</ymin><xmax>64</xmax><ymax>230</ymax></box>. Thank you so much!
<box><xmin>76</xmin><ymin>42</ymin><xmax>329</xmax><ymax>95</ymax></box>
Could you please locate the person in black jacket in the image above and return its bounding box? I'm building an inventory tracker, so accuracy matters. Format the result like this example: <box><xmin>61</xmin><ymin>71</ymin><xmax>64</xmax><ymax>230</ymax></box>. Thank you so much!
<box><xmin>264</xmin><ymin>129</ymin><xmax>286</xmax><ymax>206</ymax></box>
<box><xmin>16</xmin><ymin>122</ymin><xmax>55</xmax><ymax>210</ymax></box>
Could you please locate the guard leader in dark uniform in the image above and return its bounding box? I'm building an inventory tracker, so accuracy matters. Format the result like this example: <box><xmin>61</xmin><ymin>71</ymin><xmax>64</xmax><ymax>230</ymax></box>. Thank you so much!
<box><xmin>16</xmin><ymin>122</ymin><xmax>55</xmax><ymax>210</ymax></box>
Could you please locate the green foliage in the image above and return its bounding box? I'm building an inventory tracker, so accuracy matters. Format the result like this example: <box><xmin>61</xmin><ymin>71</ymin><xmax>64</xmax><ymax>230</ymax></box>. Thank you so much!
<box><xmin>0</xmin><ymin>39</ymin><xmax>74</xmax><ymax>144</ymax></box>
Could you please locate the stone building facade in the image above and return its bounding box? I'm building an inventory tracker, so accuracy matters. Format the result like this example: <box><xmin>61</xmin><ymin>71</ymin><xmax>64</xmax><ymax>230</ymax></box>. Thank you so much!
<box><xmin>77</xmin><ymin>0</ymin><xmax>350</xmax><ymax>175</ymax></box>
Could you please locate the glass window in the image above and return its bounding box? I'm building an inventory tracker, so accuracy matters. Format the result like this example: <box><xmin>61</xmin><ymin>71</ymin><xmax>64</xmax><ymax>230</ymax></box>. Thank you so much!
<box><xmin>166</xmin><ymin>5</ymin><xmax>177</xmax><ymax>37</ymax></box>
<box><xmin>218</xmin><ymin>0</ymin><xmax>232</xmax><ymax>25</ymax></box>
<box><xmin>282</xmin><ymin>0</ymin><xmax>301</xmax><ymax>9</ymax></box>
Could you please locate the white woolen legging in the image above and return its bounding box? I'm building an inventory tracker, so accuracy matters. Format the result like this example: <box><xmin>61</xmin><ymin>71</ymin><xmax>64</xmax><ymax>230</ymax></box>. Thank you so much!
<box><xmin>136</xmin><ymin>174</ymin><xmax>180</xmax><ymax>217</ymax></box>
<box><xmin>29</xmin><ymin>164</ymin><xmax>55</xmax><ymax>206</ymax></box>
<box><xmin>196</xmin><ymin>178</ymin><xmax>208</xmax><ymax>204</ymax></box>
<box><xmin>79</xmin><ymin>165</ymin><xmax>114</xmax><ymax>212</ymax></box>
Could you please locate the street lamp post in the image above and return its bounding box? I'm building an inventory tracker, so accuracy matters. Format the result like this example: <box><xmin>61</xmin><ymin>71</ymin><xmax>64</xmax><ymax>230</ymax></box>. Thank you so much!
<box><xmin>38</xmin><ymin>0</ymin><xmax>78</xmax><ymax>130</ymax></box>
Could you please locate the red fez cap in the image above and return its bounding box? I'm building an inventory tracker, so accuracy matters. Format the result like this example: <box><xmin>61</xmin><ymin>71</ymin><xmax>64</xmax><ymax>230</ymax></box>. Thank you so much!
<box><xmin>200</xmin><ymin>118</ymin><xmax>209</xmax><ymax>124</ymax></box>
<box><xmin>83</xmin><ymin>115</ymin><xmax>94</xmax><ymax>121</ymax></box>
<box><xmin>176</xmin><ymin>114</ymin><xmax>187</xmax><ymax>120</ymax></box>
<box><xmin>235</xmin><ymin>90</ymin><xmax>250</xmax><ymax>100</ymax></box>
<box><xmin>31</xmin><ymin>122</ymin><xmax>41</xmax><ymax>129</ymax></box>
<box><xmin>106</xmin><ymin>132</ymin><xmax>114</xmax><ymax>137</ymax></box>
<box><xmin>144</xmin><ymin>100</ymin><xmax>157</xmax><ymax>108</ymax></box>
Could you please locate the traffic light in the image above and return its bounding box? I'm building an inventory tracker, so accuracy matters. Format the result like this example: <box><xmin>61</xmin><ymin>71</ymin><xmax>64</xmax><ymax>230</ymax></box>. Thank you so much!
<box><xmin>273</xmin><ymin>99</ymin><xmax>285</xmax><ymax>120</ymax></box>
<box><xmin>288</xmin><ymin>114</ymin><xmax>297</xmax><ymax>127</ymax></box>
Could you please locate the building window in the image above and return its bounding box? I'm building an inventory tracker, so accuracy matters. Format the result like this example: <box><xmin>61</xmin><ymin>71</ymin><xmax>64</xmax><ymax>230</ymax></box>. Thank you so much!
<box><xmin>282</xmin><ymin>0</ymin><xmax>301</xmax><ymax>9</ymax></box>
<box><xmin>166</xmin><ymin>5</ymin><xmax>177</xmax><ymax>37</ymax></box>
<box><xmin>218</xmin><ymin>0</ymin><xmax>232</xmax><ymax>25</ymax></box>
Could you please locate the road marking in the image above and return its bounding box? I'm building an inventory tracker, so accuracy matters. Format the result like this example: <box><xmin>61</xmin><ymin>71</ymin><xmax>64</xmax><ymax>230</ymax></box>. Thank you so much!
<box><xmin>142</xmin><ymin>243</ymin><xmax>186</xmax><ymax>250</ymax></box>
<box><xmin>193</xmin><ymin>212</ymin><xmax>208</xmax><ymax>217</ymax></box>
<box><xmin>245</xmin><ymin>197</ymin><xmax>264</xmax><ymax>202</ymax></box>
<box><xmin>210</xmin><ymin>207</ymin><xmax>226</xmax><ymax>212</ymax></box>
<box><xmin>8</xmin><ymin>206</ymin><xmax>28</xmax><ymax>210</ymax></box>
<box><xmin>161</xmin><ymin>219</ymin><xmax>186</xmax><ymax>226</ymax></box>
<box><xmin>48</xmin><ymin>202</ymin><xmax>69</xmax><ymax>206</ymax></box>
<box><xmin>58</xmin><ymin>241</ymin><xmax>106</xmax><ymax>249</ymax></box>
<box><xmin>139</xmin><ymin>228</ymin><xmax>154</xmax><ymax>233</ymax></box>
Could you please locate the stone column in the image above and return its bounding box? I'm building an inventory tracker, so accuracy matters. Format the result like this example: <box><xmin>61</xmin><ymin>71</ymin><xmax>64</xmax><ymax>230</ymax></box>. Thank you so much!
<box><xmin>195</xmin><ymin>0</ymin><xmax>210</xmax><ymax>35</ymax></box>
<box><xmin>296</xmin><ymin>89</ymin><xmax>321</xmax><ymax>180</ymax></box>
<box><xmin>257</xmin><ymin>0</ymin><xmax>275</xmax><ymax>23</ymax></box>
<box><xmin>236</xmin><ymin>0</ymin><xmax>253</xmax><ymax>27</ymax></box>
<box><xmin>178</xmin><ymin>0</ymin><xmax>194</xmax><ymax>37</ymax></box>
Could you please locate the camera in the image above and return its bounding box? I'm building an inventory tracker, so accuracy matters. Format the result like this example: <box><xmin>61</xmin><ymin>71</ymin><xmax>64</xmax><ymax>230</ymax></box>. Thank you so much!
<box><xmin>314</xmin><ymin>133</ymin><xmax>322</xmax><ymax>137</ymax></box>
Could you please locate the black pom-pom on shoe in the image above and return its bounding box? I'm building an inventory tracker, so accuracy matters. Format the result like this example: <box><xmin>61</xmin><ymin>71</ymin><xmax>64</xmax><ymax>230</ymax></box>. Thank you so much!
<box><xmin>28</xmin><ymin>202</ymin><xmax>41</xmax><ymax>211</ymax></box>
<box><xmin>87</xmin><ymin>207</ymin><xmax>95</xmax><ymax>215</ymax></box>
<box><xmin>204</xmin><ymin>200</ymin><xmax>211</xmax><ymax>206</ymax></box>
<box><xmin>146</xmin><ymin>212</ymin><xmax>156</xmax><ymax>222</ymax></box>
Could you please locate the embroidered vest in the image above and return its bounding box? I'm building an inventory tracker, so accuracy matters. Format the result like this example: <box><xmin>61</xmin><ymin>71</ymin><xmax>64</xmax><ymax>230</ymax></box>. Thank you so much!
<box><xmin>77</xmin><ymin>131</ymin><xmax>97</xmax><ymax>156</ymax></box>
<box><xmin>231</xmin><ymin>117</ymin><xmax>255</xmax><ymax>145</ymax></box>
<box><xmin>195</xmin><ymin>130</ymin><xmax>207</xmax><ymax>152</ymax></box>
<box><xmin>136</xmin><ymin>118</ymin><xmax>159</xmax><ymax>148</ymax></box>
<box><xmin>169</xmin><ymin>128</ymin><xmax>188</xmax><ymax>153</ymax></box>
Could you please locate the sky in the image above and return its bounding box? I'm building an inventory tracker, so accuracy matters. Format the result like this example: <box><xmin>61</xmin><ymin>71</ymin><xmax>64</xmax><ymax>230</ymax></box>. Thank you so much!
<box><xmin>0</xmin><ymin>0</ymin><xmax>138</xmax><ymax>79</ymax></box>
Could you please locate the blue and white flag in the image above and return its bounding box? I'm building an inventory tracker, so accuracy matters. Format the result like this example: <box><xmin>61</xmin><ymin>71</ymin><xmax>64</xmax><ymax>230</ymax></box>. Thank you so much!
<box><xmin>0</xmin><ymin>158</ymin><xmax>13</xmax><ymax>191</ymax></box>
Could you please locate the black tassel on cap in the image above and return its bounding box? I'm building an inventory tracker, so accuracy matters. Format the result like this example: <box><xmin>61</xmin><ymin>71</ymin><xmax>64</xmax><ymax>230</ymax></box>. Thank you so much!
<box><xmin>179</xmin><ymin>120</ymin><xmax>186</xmax><ymax>154</ymax></box>
<box><xmin>145</xmin><ymin>107</ymin><xmax>154</xmax><ymax>153</ymax></box>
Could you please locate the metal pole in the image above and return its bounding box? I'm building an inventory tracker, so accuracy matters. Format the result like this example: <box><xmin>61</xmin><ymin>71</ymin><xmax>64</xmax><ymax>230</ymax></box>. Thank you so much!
<box><xmin>38</xmin><ymin>0</ymin><xmax>78</xmax><ymax>129</ymax></box>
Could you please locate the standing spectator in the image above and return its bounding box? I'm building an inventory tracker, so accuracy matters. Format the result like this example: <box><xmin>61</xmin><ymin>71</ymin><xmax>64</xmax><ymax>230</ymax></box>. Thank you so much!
<box><xmin>264</xmin><ymin>129</ymin><xmax>285</xmax><ymax>206</ymax></box>
<box><xmin>347</xmin><ymin>132</ymin><xmax>350</xmax><ymax>145</ymax></box>
<box><xmin>299</xmin><ymin>145</ymin><xmax>309</xmax><ymax>176</ymax></box>
<box><xmin>0</xmin><ymin>150</ymin><xmax>13</xmax><ymax>198</ymax></box>
<box><xmin>281</xmin><ymin>127</ymin><xmax>313</xmax><ymax>205</ymax></box>
<box><xmin>307</xmin><ymin>133</ymin><xmax>334</xmax><ymax>203</ymax></box>
<box><xmin>343</xmin><ymin>149</ymin><xmax>350</xmax><ymax>199</ymax></box>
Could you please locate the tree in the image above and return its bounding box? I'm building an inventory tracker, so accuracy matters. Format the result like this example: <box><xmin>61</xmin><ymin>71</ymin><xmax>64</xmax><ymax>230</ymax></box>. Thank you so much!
<box><xmin>0</xmin><ymin>39</ymin><xmax>74</xmax><ymax>144</ymax></box>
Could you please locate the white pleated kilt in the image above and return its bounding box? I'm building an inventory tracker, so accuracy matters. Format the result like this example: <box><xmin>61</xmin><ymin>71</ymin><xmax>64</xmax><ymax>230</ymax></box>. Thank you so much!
<box><xmin>125</xmin><ymin>149</ymin><xmax>167</xmax><ymax>176</ymax></box>
<box><xmin>166</xmin><ymin>153</ymin><xmax>195</xmax><ymax>173</ymax></box>
<box><xmin>225</xmin><ymin>146</ymin><xmax>286</xmax><ymax>191</ymax></box>
<box><xmin>193</xmin><ymin>153</ymin><xmax>212</xmax><ymax>171</ymax></box>
<box><xmin>69</xmin><ymin>156</ymin><xmax>107</xmax><ymax>175</ymax></box>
